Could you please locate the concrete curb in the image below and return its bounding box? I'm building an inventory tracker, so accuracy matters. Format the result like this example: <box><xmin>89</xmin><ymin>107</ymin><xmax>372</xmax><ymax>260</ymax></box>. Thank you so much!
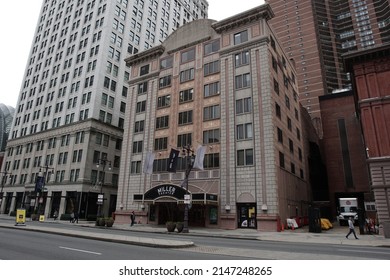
<box><xmin>0</xmin><ymin>223</ymin><xmax>194</xmax><ymax>249</ymax></box>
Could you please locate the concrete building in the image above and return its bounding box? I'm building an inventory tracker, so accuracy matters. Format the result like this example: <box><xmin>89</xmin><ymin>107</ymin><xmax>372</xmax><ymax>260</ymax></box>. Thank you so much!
<box><xmin>0</xmin><ymin>0</ymin><xmax>209</xmax><ymax>218</ymax></box>
<box><xmin>266</xmin><ymin>0</ymin><xmax>390</xmax><ymax>136</ymax></box>
<box><xmin>115</xmin><ymin>4</ymin><xmax>313</xmax><ymax>231</ymax></box>
<box><xmin>344</xmin><ymin>44</ymin><xmax>390</xmax><ymax>225</ymax></box>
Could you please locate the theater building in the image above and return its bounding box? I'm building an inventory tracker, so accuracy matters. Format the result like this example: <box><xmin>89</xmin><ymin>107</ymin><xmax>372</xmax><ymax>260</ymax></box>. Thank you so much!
<box><xmin>115</xmin><ymin>4</ymin><xmax>312</xmax><ymax>231</ymax></box>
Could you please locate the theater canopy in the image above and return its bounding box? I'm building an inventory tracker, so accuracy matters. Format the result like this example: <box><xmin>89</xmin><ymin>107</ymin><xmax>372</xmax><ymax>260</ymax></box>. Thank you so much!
<box><xmin>133</xmin><ymin>184</ymin><xmax>218</xmax><ymax>205</ymax></box>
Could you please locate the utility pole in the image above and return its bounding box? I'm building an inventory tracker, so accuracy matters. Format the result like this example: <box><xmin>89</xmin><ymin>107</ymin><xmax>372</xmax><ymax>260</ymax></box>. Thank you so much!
<box><xmin>95</xmin><ymin>157</ymin><xmax>112</xmax><ymax>219</ymax></box>
<box><xmin>182</xmin><ymin>145</ymin><xmax>195</xmax><ymax>233</ymax></box>
<box><xmin>36</xmin><ymin>165</ymin><xmax>55</xmax><ymax>216</ymax></box>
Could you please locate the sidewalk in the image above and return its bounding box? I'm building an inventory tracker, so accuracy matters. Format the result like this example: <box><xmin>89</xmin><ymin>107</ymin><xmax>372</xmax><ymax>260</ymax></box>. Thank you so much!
<box><xmin>1</xmin><ymin>214</ymin><xmax>389</xmax><ymax>248</ymax></box>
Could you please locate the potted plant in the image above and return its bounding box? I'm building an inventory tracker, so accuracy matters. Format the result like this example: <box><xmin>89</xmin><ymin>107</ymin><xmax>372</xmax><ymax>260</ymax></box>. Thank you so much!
<box><xmin>166</xmin><ymin>221</ymin><xmax>176</xmax><ymax>232</ymax></box>
<box><xmin>176</xmin><ymin>222</ymin><xmax>184</xmax><ymax>233</ymax></box>
<box><xmin>97</xmin><ymin>217</ymin><xmax>106</xmax><ymax>227</ymax></box>
<box><xmin>105</xmin><ymin>217</ymin><xmax>114</xmax><ymax>227</ymax></box>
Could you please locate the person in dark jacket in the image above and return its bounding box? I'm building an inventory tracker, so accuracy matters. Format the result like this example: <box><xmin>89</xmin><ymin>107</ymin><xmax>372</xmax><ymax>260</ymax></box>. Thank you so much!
<box><xmin>130</xmin><ymin>211</ymin><xmax>135</xmax><ymax>226</ymax></box>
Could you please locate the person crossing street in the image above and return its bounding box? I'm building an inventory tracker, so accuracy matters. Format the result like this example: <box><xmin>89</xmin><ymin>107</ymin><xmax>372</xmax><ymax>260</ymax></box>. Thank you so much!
<box><xmin>346</xmin><ymin>217</ymin><xmax>359</xmax><ymax>239</ymax></box>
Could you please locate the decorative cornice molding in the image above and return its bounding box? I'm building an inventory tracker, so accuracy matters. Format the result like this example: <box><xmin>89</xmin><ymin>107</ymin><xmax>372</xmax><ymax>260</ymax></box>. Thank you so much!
<box><xmin>125</xmin><ymin>45</ymin><xmax>165</xmax><ymax>67</ymax></box>
<box><xmin>212</xmin><ymin>4</ymin><xmax>274</xmax><ymax>33</ymax></box>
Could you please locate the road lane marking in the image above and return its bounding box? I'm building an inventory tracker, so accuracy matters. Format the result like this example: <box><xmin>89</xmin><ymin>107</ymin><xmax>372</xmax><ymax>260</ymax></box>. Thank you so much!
<box><xmin>59</xmin><ymin>246</ymin><xmax>102</xmax><ymax>255</ymax></box>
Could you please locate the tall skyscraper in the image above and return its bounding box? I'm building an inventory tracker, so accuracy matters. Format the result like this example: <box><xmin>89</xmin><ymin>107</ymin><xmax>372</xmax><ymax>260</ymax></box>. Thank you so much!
<box><xmin>266</xmin><ymin>0</ymin><xmax>390</xmax><ymax>135</ymax></box>
<box><xmin>0</xmin><ymin>0</ymin><xmax>209</xmax><ymax>218</ymax></box>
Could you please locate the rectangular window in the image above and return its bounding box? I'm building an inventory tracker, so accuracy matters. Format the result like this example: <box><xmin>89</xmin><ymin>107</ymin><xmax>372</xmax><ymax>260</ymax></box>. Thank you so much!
<box><xmin>204</xmin><ymin>60</ymin><xmax>220</xmax><ymax>76</ymax></box>
<box><xmin>204</xmin><ymin>40</ymin><xmax>220</xmax><ymax>55</ymax></box>
<box><xmin>131</xmin><ymin>161</ymin><xmax>142</xmax><ymax>174</ymax></box>
<box><xmin>204</xmin><ymin>153</ymin><xmax>220</xmax><ymax>168</ymax></box>
<box><xmin>132</xmin><ymin>141</ymin><xmax>143</xmax><ymax>153</ymax></box>
<box><xmin>274</xmin><ymin>79</ymin><xmax>279</xmax><ymax>95</ymax></box>
<box><xmin>236</xmin><ymin>97</ymin><xmax>252</xmax><ymax>114</ymax></box>
<box><xmin>120</xmin><ymin>101</ymin><xmax>126</xmax><ymax>113</ymax></box>
<box><xmin>235</xmin><ymin>50</ymin><xmax>249</xmax><ymax>67</ymax></box>
<box><xmin>289</xmin><ymin>138</ymin><xmax>294</xmax><ymax>154</ymax></box>
<box><xmin>156</xmin><ymin>115</ymin><xmax>169</xmax><ymax>129</ymax></box>
<box><xmin>159</xmin><ymin>75</ymin><xmax>171</xmax><ymax>88</ymax></box>
<box><xmin>136</xmin><ymin>100</ymin><xmax>146</xmax><ymax>113</ymax></box>
<box><xmin>178</xmin><ymin>110</ymin><xmax>193</xmax><ymax>125</ymax></box>
<box><xmin>237</xmin><ymin>149</ymin><xmax>253</xmax><ymax>166</ymax></box>
<box><xmin>276</xmin><ymin>103</ymin><xmax>281</xmax><ymax>119</ymax></box>
<box><xmin>204</xmin><ymin>105</ymin><xmax>220</xmax><ymax>121</ymax></box>
<box><xmin>203</xmin><ymin>129</ymin><xmax>220</xmax><ymax>144</ymax></box>
<box><xmin>138</xmin><ymin>82</ymin><xmax>148</xmax><ymax>94</ymax></box>
<box><xmin>154</xmin><ymin>137</ymin><xmax>168</xmax><ymax>150</ymax></box>
<box><xmin>180</xmin><ymin>68</ymin><xmax>194</xmax><ymax>83</ymax></box>
<box><xmin>204</xmin><ymin>82</ymin><xmax>220</xmax><ymax>97</ymax></box>
<box><xmin>160</xmin><ymin>56</ymin><xmax>173</xmax><ymax>69</ymax></box>
<box><xmin>234</xmin><ymin>30</ymin><xmax>248</xmax><ymax>45</ymax></box>
<box><xmin>279</xmin><ymin>151</ymin><xmax>285</xmax><ymax>168</ymax></box>
<box><xmin>235</xmin><ymin>73</ymin><xmax>251</xmax><ymax>89</ymax></box>
<box><xmin>157</xmin><ymin>95</ymin><xmax>171</xmax><ymax>108</ymax></box>
<box><xmin>277</xmin><ymin>127</ymin><xmax>283</xmax><ymax>143</ymax></box>
<box><xmin>179</xmin><ymin>88</ymin><xmax>193</xmax><ymax>103</ymax></box>
<box><xmin>181</xmin><ymin>48</ymin><xmax>195</xmax><ymax>63</ymax></box>
<box><xmin>236</xmin><ymin>123</ymin><xmax>253</xmax><ymax>140</ymax></box>
<box><xmin>177</xmin><ymin>133</ymin><xmax>192</xmax><ymax>147</ymax></box>
<box><xmin>134</xmin><ymin>120</ymin><xmax>145</xmax><ymax>133</ymax></box>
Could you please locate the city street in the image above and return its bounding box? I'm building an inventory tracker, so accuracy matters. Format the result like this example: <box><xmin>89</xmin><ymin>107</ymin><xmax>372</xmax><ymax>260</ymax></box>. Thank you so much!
<box><xmin>1</xmin><ymin>220</ymin><xmax>389</xmax><ymax>260</ymax></box>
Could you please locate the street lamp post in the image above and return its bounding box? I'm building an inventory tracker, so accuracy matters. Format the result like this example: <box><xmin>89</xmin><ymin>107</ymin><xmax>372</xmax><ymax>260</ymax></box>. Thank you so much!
<box><xmin>182</xmin><ymin>145</ymin><xmax>195</xmax><ymax>234</ymax></box>
<box><xmin>0</xmin><ymin>171</ymin><xmax>12</xmax><ymax>214</ymax></box>
<box><xmin>36</xmin><ymin>165</ymin><xmax>55</xmax><ymax>216</ymax></box>
<box><xmin>96</xmin><ymin>158</ymin><xmax>112</xmax><ymax>219</ymax></box>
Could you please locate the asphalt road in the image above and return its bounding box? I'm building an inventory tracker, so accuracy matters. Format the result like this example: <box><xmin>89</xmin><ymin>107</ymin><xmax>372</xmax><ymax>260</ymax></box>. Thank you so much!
<box><xmin>0</xmin><ymin>227</ymin><xmax>252</xmax><ymax>260</ymax></box>
<box><xmin>1</xmin><ymin>225</ymin><xmax>390</xmax><ymax>260</ymax></box>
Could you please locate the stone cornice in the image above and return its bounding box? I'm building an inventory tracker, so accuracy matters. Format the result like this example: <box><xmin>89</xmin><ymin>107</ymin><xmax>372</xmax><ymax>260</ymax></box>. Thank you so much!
<box><xmin>6</xmin><ymin>119</ymin><xmax>123</xmax><ymax>147</ymax></box>
<box><xmin>125</xmin><ymin>45</ymin><xmax>165</xmax><ymax>67</ymax></box>
<box><xmin>212</xmin><ymin>4</ymin><xmax>274</xmax><ymax>33</ymax></box>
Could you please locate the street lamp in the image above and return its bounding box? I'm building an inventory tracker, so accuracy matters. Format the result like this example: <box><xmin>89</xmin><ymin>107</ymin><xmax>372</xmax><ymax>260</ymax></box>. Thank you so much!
<box><xmin>0</xmin><ymin>171</ymin><xmax>12</xmax><ymax>214</ymax></box>
<box><xmin>95</xmin><ymin>158</ymin><xmax>112</xmax><ymax>219</ymax></box>
<box><xmin>182</xmin><ymin>145</ymin><xmax>195</xmax><ymax>233</ymax></box>
<box><xmin>36</xmin><ymin>165</ymin><xmax>55</xmax><ymax>216</ymax></box>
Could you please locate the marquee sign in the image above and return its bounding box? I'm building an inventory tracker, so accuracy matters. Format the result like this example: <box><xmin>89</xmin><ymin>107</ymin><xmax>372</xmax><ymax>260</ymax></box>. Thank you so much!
<box><xmin>133</xmin><ymin>184</ymin><xmax>218</xmax><ymax>204</ymax></box>
<box><xmin>143</xmin><ymin>184</ymin><xmax>188</xmax><ymax>200</ymax></box>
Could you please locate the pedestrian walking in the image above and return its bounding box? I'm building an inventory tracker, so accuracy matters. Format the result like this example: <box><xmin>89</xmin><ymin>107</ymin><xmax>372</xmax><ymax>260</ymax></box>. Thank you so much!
<box><xmin>74</xmin><ymin>212</ymin><xmax>79</xmax><ymax>223</ymax></box>
<box><xmin>130</xmin><ymin>211</ymin><xmax>135</xmax><ymax>226</ymax></box>
<box><xmin>53</xmin><ymin>209</ymin><xmax>58</xmax><ymax>221</ymax></box>
<box><xmin>70</xmin><ymin>212</ymin><xmax>75</xmax><ymax>223</ymax></box>
<box><xmin>346</xmin><ymin>217</ymin><xmax>359</xmax><ymax>239</ymax></box>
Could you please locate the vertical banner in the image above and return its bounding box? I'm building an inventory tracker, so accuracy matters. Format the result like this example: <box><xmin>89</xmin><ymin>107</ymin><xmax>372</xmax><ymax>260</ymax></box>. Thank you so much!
<box><xmin>167</xmin><ymin>148</ymin><xmax>180</xmax><ymax>173</ymax></box>
<box><xmin>193</xmin><ymin>145</ymin><xmax>206</xmax><ymax>170</ymax></box>
<box><xmin>35</xmin><ymin>176</ymin><xmax>45</xmax><ymax>192</ymax></box>
<box><xmin>143</xmin><ymin>152</ymin><xmax>155</xmax><ymax>174</ymax></box>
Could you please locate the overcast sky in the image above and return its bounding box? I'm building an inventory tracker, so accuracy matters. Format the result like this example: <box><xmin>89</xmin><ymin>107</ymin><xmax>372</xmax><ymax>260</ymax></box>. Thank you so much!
<box><xmin>0</xmin><ymin>0</ymin><xmax>263</xmax><ymax>108</ymax></box>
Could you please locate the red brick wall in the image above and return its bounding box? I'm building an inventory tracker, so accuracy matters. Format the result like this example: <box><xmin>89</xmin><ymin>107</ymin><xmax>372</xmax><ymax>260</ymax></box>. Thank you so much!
<box><xmin>319</xmin><ymin>93</ymin><xmax>370</xmax><ymax>218</ymax></box>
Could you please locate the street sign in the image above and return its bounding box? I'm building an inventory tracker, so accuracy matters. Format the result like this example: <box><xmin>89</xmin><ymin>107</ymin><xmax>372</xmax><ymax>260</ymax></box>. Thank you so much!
<box><xmin>184</xmin><ymin>194</ymin><xmax>191</xmax><ymax>204</ymax></box>
<box><xmin>97</xmin><ymin>194</ymin><xmax>104</xmax><ymax>205</ymax></box>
